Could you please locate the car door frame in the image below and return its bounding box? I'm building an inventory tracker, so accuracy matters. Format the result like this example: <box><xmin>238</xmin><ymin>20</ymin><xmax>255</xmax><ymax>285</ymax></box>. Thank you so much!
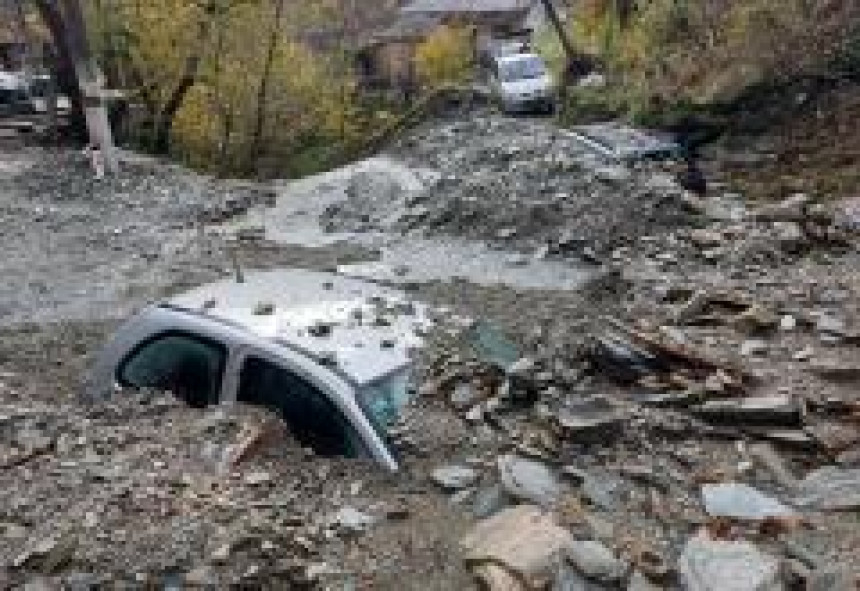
<box><xmin>222</xmin><ymin>342</ymin><xmax>398</xmax><ymax>471</ymax></box>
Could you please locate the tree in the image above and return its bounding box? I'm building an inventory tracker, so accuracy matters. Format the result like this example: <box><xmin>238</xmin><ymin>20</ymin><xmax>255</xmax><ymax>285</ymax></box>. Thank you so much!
<box><xmin>33</xmin><ymin>0</ymin><xmax>87</xmax><ymax>139</ymax></box>
<box><xmin>414</xmin><ymin>24</ymin><xmax>473</xmax><ymax>88</ymax></box>
<box><xmin>35</xmin><ymin>0</ymin><xmax>117</xmax><ymax>172</ymax></box>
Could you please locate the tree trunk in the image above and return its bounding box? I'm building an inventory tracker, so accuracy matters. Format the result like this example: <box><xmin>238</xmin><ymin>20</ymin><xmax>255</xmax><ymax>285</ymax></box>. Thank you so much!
<box><xmin>246</xmin><ymin>0</ymin><xmax>284</xmax><ymax>171</ymax></box>
<box><xmin>152</xmin><ymin>5</ymin><xmax>215</xmax><ymax>155</ymax></box>
<box><xmin>539</xmin><ymin>0</ymin><xmax>577</xmax><ymax>64</ymax></box>
<box><xmin>33</xmin><ymin>0</ymin><xmax>87</xmax><ymax>140</ymax></box>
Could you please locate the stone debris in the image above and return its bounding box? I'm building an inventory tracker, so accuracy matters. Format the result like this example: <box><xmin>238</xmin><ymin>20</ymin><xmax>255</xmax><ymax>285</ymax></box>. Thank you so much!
<box><xmin>2</xmin><ymin>114</ymin><xmax>860</xmax><ymax>587</ymax></box>
<box><xmin>678</xmin><ymin>533</ymin><xmax>783</xmax><ymax>591</ymax></box>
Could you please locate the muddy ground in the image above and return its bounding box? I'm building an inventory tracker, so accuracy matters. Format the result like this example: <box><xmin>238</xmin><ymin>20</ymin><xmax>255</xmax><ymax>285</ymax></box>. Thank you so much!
<box><xmin>1</xmin><ymin>113</ymin><xmax>859</xmax><ymax>589</ymax></box>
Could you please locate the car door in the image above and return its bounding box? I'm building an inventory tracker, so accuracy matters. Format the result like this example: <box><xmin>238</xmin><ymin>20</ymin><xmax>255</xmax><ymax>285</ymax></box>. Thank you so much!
<box><xmin>116</xmin><ymin>330</ymin><xmax>229</xmax><ymax>408</ymax></box>
<box><xmin>231</xmin><ymin>349</ymin><xmax>396</xmax><ymax>469</ymax></box>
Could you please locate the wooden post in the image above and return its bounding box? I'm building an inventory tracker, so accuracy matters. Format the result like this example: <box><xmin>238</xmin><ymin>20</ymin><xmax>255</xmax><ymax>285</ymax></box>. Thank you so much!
<box><xmin>58</xmin><ymin>0</ymin><xmax>118</xmax><ymax>174</ymax></box>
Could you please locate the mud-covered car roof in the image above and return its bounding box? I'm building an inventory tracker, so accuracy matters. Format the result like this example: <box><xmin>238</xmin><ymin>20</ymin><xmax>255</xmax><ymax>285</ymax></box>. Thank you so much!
<box><xmin>166</xmin><ymin>269</ymin><xmax>433</xmax><ymax>387</ymax></box>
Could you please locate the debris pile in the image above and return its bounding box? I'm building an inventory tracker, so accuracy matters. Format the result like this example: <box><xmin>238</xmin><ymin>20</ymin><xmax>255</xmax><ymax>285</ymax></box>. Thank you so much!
<box><xmin>322</xmin><ymin>116</ymin><xmax>698</xmax><ymax>256</ymax></box>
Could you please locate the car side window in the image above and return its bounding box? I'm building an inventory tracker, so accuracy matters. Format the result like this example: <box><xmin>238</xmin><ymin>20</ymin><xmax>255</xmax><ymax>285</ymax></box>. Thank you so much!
<box><xmin>237</xmin><ymin>356</ymin><xmax>361</xmax><ymax>458</ymax></box>
<box><xmin>118</xmin><ymin>332</ymin><xmax>226</xmax><ymax>408</ymax></box>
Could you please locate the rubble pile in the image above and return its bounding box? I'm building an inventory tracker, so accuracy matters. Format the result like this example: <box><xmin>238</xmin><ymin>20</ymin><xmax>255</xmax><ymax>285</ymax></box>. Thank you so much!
<box><xmin>1</xmin><ymin>116</ymin><xmax>859</xmax><ymax>589</ymax></box>
<box><xmin>405</xmin><ymin>187</ymin><xmax>860</xmax><ymax>589</ymax></box>
<box><xmin>322</xmin><ymin>116</ymin><xmax>697</xmax><ymax>256</ymax></box>
<box><xmin>0</xmin><ymin>392</ymin><xmax>405</xmax><ymax>588</ymax></box>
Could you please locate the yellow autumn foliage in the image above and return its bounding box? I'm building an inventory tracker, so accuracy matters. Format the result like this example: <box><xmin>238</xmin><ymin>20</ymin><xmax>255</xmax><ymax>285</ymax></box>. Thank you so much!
<box><xmin>414</xmin><ymin>24</ymin><xmax>474</xmax><ymax>89</ymax></box>
<box><xmin>87</xmin><ymin>0</ymin><xmax>364</xmax><ymax>175</ymax></box>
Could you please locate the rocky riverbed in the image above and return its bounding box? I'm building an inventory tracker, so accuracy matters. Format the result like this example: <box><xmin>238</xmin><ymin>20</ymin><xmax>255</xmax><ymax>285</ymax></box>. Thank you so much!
<box><xmin>1</xmin><ymin>114</ymin><xmax>859</xmax><ymax>589</ymax></box>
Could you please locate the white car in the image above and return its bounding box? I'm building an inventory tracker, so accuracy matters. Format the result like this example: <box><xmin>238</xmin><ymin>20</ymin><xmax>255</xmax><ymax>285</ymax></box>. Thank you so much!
<box><xmin>490</xmin><ymin>53</ymin><xmax>556</xmax><ymax>115</ymax></box>
<box><xmin>85</xmin><ymin>269</ymin><xmax>434</xmax><ymax>471</ymax></box>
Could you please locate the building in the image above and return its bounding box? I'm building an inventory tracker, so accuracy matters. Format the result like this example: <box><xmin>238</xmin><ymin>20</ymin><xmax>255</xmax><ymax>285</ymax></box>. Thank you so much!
<box><xmin>358</xmin><ymin>0</ymin><xmax>545</xmax><ymax>93</ymax></box>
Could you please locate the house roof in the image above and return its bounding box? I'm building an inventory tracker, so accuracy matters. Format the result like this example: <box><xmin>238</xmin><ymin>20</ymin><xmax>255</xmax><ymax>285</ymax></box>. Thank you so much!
<box><xmin>402</xmin><ymin>0</ymin><xmax>535</xmax><ymax>14</ymax></box>
<box><xmin>374</xmin><ymin>12</ymin><xmax>443</xmax><ymax>42</ymax></box>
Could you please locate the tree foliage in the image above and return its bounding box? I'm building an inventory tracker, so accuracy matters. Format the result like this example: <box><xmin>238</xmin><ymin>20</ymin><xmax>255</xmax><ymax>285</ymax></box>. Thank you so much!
<box><xmin>83</xmin><ymin>0</ymin><xmax>365</xmax><ymax>173</ymax></box>
<box><xmin>560</xmin><ymin>0</ymin><xmax>860</xmax><ymax>104</ymax></box>
<box><xmin>414</xmin><ymin>24</ymin><xmax>473</xmax><ymax>89</ymax></box>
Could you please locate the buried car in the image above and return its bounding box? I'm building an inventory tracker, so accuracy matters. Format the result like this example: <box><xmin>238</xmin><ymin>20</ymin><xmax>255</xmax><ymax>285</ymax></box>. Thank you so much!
<box><xmin>85</xmin><ymin>269</ymin><xmax>434</xmax><ymax>471</ymax></box>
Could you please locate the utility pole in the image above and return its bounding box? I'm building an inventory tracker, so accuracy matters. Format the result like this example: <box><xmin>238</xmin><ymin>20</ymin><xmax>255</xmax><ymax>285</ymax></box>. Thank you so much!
<box><xmin>59</xmin><ymin>0</ymin><xmax>118</xmax><ymax>174</ymax></box>
<box><xmin>36</xmin><ymin>0</ymin><xmax>118</xmax><ymax>173</ymax></box>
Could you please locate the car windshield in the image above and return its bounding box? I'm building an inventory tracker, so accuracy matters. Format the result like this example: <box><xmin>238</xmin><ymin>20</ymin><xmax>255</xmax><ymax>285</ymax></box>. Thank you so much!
<box><xmin>355</xmin><ymin>367</ymin><xmax>413</xmax><ymax>435</ymax></box>
<box><xmin>499</xmin><ymin>56</ymin><xmax>546</xmax><ymax>82</ymax></box>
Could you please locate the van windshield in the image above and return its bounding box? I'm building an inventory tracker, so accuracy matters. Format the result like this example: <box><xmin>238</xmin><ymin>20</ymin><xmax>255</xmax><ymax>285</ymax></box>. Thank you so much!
<box><xmin>499</xmin><ymin>56</ymin><xmax>546</xmax><ymax>82</ymax></box>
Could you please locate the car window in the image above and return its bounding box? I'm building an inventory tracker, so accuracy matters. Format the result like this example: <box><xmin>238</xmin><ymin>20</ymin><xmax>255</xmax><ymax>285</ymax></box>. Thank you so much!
<box><xmin>500</xmin><ymin>56</ymin><xmax>546</xmax><ymax>82</ymax></box>
<box><xmin>118</xmin><ymin>332</ymin><xmax>226</xmax><ymax>408</ymax></box>
<box><xmin>237</xmin><ymin>356</ymin><xmax>361</xmax><ymax>458</ymax></box>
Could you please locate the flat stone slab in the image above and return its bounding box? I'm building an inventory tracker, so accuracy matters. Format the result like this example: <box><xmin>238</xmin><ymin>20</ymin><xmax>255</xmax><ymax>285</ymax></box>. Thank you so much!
<box><xmin>678</xmin><ymin>533</ymin><xmax>782</xmax><ymax>591</ymax></box>
<box><xmin>461</xmin><ymin>505</ymin><xmax>575</xmax><ymax>590</ymax></box>
<box><xmin>702</xmin><ymin>483</ymin><xmax>797</xmax><ymax>520</ymax></box>
<box><xmin>796</xmin><ymin>467</ymin><xmax>860</xmax><ymax>511</ymax></box>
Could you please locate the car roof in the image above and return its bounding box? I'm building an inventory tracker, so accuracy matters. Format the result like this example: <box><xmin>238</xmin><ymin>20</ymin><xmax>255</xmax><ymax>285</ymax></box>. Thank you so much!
<box><xmin>166</xmin><ymin>269</ymin><xmax>433</xmax><ymax>388</ymax></box>
<box><xmin>496</xmin><ymin>52</ymin><xmax>542</xmax><ymax>65</ymax></box>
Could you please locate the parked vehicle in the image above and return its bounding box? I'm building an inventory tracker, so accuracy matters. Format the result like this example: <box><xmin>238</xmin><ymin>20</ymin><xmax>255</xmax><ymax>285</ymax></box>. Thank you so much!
<box><xmin>85</xmin><ymin>269</ymin><xmax>434</xmax><ymax>471</ymax></box>
<box><xmin>489</xmin><ymin>53</ymin><xmax>556</xmax><ymax>115</ymax></box>
<box><xmin>0</xmin><ymin>71</ymin><xmax>30</xmax><ymax>115</ymax></box>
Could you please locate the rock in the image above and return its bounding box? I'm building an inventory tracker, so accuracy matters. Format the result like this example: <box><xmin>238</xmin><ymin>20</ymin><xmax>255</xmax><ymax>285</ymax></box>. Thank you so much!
<box><xmin>184</xmin><ymin>566</ymin><xmax>217</xmax><ymax>587</ymax></box>
<box><xmin>678</xmin><ymin>533</ymin><xmax>782</xmax><ymax>591</ymax></box>
<box><xmin>209</xmin><ymin>543</ymin><xmax>231</xmax><ymax>564</ymax></box>
<box><xmin>701</xmin><ymin>483</ymin><xmax>797</xmax><ymax>520</ymax></box>
<box><xmin>508</xmin><ymin>357</ymin><xmax>537</xmax><ymax>378</ymax></box>
<box><xmin>576</xmin><ymin>469</ymin><xmax>629</xmax><ymax>512</ymax></box>
<box><xmin>809</xmin><ymin>361</ymin><xmax>860</xmax><ymax>383</ymax></box>
<box><xmin>450</xmin><ymin>382</ymin><xmax>482</xmax><ymax>410</ymax></box>
<box><xmin>553</xmin><ymin>400</ymin><xmax>624</xmax><ymax>444</ymax></box>
<box><xmin>740</xmin><ymin>339</ymin><xmax>768</xmax><ymax>357</ymax></box>
<box><xmin>627</xmin><ymin>570</ymin><xmax>663</xmax><ymax>591</ymax></box>
<box><xmin>243</xmin><ymin>471</ymin><xmax>272</xmax><ymax>486</ymax></box>
<box><xmin>792</xmin><ymin>346</ymin><xmax>814</xmax><ymax>361</ymax></box>
<box><xmin>796</xmin><ymin>467</ymin><xmax>860</xmax><ymax>511</ymax></box>
<box><xmin>805</xmin><ymin>565</ymin><xmax>856</xmax><ymax>591</ymax></box>
<box><xmin>461</xmin><ymin>505</ymin><xmax>576</xmax><ymax>591</ymax></box>
<box><xmin>553</xmin><ymin>561</ymin><xmax>607</xmax><ymax>591</ymax></box>
<box><xmin>749</xmin><ymin>443</ymin><xmax>799</xmax><ymax>491</ymax></box>
<box><xmin>432</xmin><ymin>465</ymin><xmax>479</xmax><ymax>491</ymax></box>
<box><xmin>331</xmin><ymin>507</ymin><xmax>377</xmax><ymax>534</ymax></box>
<box><xmin>734</xmin><ymin>306</ymin><xmax>779</xmax><ymax>335</ymax></box>
<box><xmin>565</xmin><ymin>540</ymin><xmax>626</xmax><ymax>582</ymax></box>
<box><xmin>690</xmin><ymin>229</ymin><xmax>724</xmax><ymax>248</ymax></box>
<box><xmin>815</xmin><ymin>315</ymin><xmax>847</xmax><ymax>337</ymax></box>
<box><xmin>473</xmin><ymin>484</ymin><xmax>511</xmax><ymax>519</ymax></box>
<box><xmin>694</xmin><ymin>395</ymin><xmax>801</xmax><ymax>426</ymax></box>
<box><xmin>779</xmin><ymin>315</ymin><xmax>797</xmax><ymax>331</ymax></box>
<box><xmin>498</xmin><ymin>454</ymin><xmax>562</xmax><ymax>508</ymax></box>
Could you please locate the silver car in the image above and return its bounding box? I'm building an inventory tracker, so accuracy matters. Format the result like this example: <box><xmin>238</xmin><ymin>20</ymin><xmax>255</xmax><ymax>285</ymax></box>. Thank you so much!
<box><xmin>490</xmin><ymin>53</ymin><xmax>556</xmax><ymax>115</ymax></box>
<box><xmin>85</xmin><ymin>269</ymin><xmax>433</xmax><ymax>471</ymax></box>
